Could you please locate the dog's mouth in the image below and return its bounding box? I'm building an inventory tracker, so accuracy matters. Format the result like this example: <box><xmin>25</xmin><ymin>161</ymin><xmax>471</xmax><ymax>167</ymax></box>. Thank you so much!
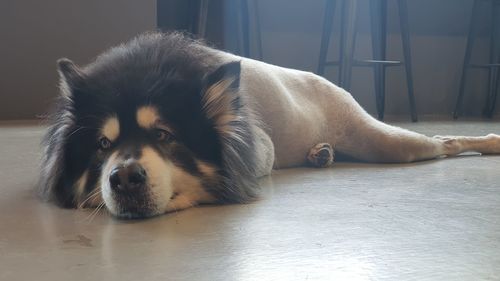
<box><xmin>105</xmin><ymin>187</ymin><xmax>167</xmax><ymax>219</ymax></box>
<box><xmin>111</xmin><ymin>189</ymin><xmax>158</xmax><ymax>219</ymax></box>
<box><xmin>113</xmin><ymin>205</ymin><xmax>158</xmax><ymax>219</ymax></box>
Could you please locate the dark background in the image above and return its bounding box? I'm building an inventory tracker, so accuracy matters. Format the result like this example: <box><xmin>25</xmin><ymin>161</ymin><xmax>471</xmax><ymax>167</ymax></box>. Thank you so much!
<box><xmin>0</xmin><ymin>0</ymin><xmax>496</xmax><ymax>120</ymax></box>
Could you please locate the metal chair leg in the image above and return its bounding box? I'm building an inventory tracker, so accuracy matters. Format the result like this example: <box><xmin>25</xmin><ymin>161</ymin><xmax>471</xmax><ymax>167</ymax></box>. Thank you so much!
<box><xmin>338</xmin><ymin>0</ymin><xmax>347</xmax><ymax>83</ymax></box>
<box><xmin>484</xmin><ymin>67</ymin><xmax>498</xmax><ymax>117</ymax></box>
<box><xmin>398</xmin><ymin>0</ymin><xmax>417</xmax><ymax>122</ymax></box>
<box><xmin>370</xmin><ymin>0</ymin><xmax>387</xmax><ymax>120</ymax></box>
<box><xmin>239</xmin><ymin>0</ymin><xmax>251</xmax><ymax>57</ymax></box>
<box><xmin>251</xmin><ymin>0</ymin><xmax>264</xmax><ymax>60</ymax></box>
<box><xmin>340</xmin><ymin>0</ymin><xmax>358</xmax><ymax>90</ymax></box>
<box><xmin>318</xmin><ymin>0</ymin><xmax>337</xmax><ymax>76</ymax></box>
<box><xmin>485</xmin><ymin>67</ymin><xmax>500</xmax><ymax>117</ymax></box>
<box><xmin>197</xmin><ymin>0</ymin><xmax>210</xmax><ymax>37</ymax></box>
<box><xmin>490</xmin><ymin>66</ymin><xmax>500</xmax><ymax>117</ymax></box>
<box><xmin>484</xmin><ymin>1</ymin><xmax>500</xmax><ymax>117</ymax></box>
<box><xmin>454</xmin><ymin>0</ymin><xmax>481</xmax><ymax>119</ymax></box>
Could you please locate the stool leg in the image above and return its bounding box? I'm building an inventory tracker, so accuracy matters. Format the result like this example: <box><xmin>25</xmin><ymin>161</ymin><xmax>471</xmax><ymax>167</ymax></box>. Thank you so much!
<box><xmin>485</xmin><ymin>67</ymin><xmax>500</xmax><ymax>117</ymax></box>
<box><xmin>484</xmin><ymin>1</ymin><xmax>500</xmax><ymax>118</ymax></box>
<box><xmin>370</xmin><ymin>0</ymin><xmax>387</xmax><ymax>120</ymax></box>
<box><xmin>398</xmin><ymin>0</ymin><xmax>417</xmax><ymax>122</ymax></box>
<box><xmin>454</xmin><ymin>0</ymin><xmax>480</xmax><ymax>119</ymax></box>
<box><xmin>251</xmin><ymin>0</ymin><xmax>264</xmax><ymax>60</ymax></box>
<box><xmin>318</xmin><ymin>0</ymin><xmax>337</xmax><ymax>76</ymax></box>
<box><xmin>483</xmin><ymin>65</ymin><xmax>497</xmax><ymax>118</ymax></box>
<box><xmin>197</xmin><ymin>0</ymin><xmax>210</xmax><ymax>37</ymax></box>
<box><xmin>240</xmin><ymin>0</ymin><xmax>251</xmax><ymax>57</ymax></box>
<box><xmin>338</xmin><ymin>0</ymin><xmax>346</xmax><ymax>83</ymax></box>
<box><xmin>340</xmin><ymin>0</ymin><xmax>358</xmax><ymax>90</ymax></box>
<box><xmin>491</xmin><ymin>65</ymin><xmax>500</xmax><ymax>117</ymax></box>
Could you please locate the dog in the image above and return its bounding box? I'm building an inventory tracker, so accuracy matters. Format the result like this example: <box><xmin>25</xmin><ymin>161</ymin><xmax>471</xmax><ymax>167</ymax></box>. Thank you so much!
<box><xmin>39</xmin><ymin>31</ymin><xmax>500</xmax><ymax>219</ymax></box>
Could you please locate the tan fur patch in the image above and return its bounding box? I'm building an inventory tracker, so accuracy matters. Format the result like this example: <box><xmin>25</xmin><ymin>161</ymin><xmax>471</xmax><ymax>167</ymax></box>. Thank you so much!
<box><xmin>196</xmin><ymin>160</ymin><xmax>217</xmax><ymax>178</ymax></box>
<box><xmin>100</xmin><ymin>151</ymin><xmax>121</xmax><ymax>212</ymax></box>
<box><xmin>137</xmin><ymin>146</ymin><xmax>173</xmax><ymax>213</ymax></box>
<box><xmin>75</xmin><ymin>170</ymin><xmax>88</xmax><ymax>201</ymax></box>
<box><xmin>136</xmin><ymin>106</ymin><xmax>159</xmax><ymax>129</ymax></box>
<box><xmin>165</xmin><ymin>166</ymin><xmax>215</xmax><ymax>212</ymax></box>
<box><xmin>202</xmin><ymin>77</ymin><xmax>241</xmax><ymax>138</ymax></box>
<box><xmin>74</xmin><ymin>171</ymin><xmax>104</xmax><ymax>209</ymax></box>
<box><xmin>101</xmin><ymin>116</ymin><xmax>120</xmax><ymax>142</ymax></box>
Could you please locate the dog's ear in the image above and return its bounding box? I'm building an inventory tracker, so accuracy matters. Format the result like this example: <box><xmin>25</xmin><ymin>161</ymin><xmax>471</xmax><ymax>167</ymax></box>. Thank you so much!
<box><xmin>202</xmin><ymin>61</ymin><xmax>240</xmax><ymax>93</ymax></box>
<box><xmin>201</xmin><ymin>61</ymin><xmax>242</xmax><ymax>136</ymax></box>
<box><xmin>200</xmin><ymin>61</ymin><xmax>261</xmax><ymax>203</ymax></box>
<box><xmin>38</xmin><ymin>58</ymin><xmax>86</xmax><ymax>207</ymax></box>
<box><xmin>57</xmin><ymin>58</ymin><xmax>85</xmax><ymax>97</ymax></box>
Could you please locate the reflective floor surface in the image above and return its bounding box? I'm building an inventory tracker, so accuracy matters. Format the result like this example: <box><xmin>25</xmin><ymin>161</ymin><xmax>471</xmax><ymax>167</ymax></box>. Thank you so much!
<box><xmin>0</xmin><ymin>119</ymin><xmax>499</xmax><ymax>280</ymax></box>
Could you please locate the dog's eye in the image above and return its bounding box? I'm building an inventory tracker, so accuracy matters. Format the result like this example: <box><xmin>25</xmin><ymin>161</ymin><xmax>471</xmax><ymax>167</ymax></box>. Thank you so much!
<box><xmin>154</xmin><ymin>129</ymin><xmax>172</xmax><ymax>142</ymax></box>
<box><xmin>98</xmin><ymin>137</ymin><xmax>112</xmax><ymax>150</ymax></box>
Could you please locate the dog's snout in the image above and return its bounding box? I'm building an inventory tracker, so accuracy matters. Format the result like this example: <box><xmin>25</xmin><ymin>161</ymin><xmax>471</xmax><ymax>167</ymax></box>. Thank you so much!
<box><xmin>109</xmin><ymin>162</ymin><xmax>147</xmax><ymax>192</ymax></box>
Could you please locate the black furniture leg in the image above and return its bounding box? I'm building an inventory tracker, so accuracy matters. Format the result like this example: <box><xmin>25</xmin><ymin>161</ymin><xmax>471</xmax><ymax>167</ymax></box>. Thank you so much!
<box><xmin>240</xmin><ymin>0</ymin><xmax>251</xmax><ymax>57</ymax></box>
<box><xmin>483</xmin><ymin>65</ymin><xmax>497</xmax><ymax>118</ymax></box>
<box><xmin>338</xmin><ymin>0</ymin><xmax>347</xmax><ymax>83</ymax></box>
<box><xmin>370</xmin><ymin>0</ymin><xmax>387</xmax><ymax>120</ymax></box>
<box><xmin>318</xmin><ymin>0</ymin><xmax>336</xmax><ymax>76</ymax></box>
<box><xmin>340</xmin><ymin>0</ymin><xmax>358</xmax><ymax>90</ymax></box>
<box><xmin>251</xmin><ymin>0</ymin><xmax>264</xmax><ymax>60</ymax></box>
<box><xmin>197</xmin><ymin>0</ymin><xmax>209</xmax><ymax>37</ymax></box>
<box><xmin>484</xmin><ymin>0</ymin><xmax>500</xmax><ymax>117</ymax></box>
<box><xmin>454</xmin><ymin>0</ymin><xmax>481</xmax><ymax>119</ymax></box>
<box><xmin>398</xmin><ymin>0</ymin><xmax>417</xmax><ymax>122</ymax></box>
<box><xmin>486</xmin><ymin>66</ymin><xmax>500</xmax><ymax>117</ymax></box>
<box><xmin>492</xmin><ymin>64</ymin><xmax>500</xmax><ymax>117</ymax></box>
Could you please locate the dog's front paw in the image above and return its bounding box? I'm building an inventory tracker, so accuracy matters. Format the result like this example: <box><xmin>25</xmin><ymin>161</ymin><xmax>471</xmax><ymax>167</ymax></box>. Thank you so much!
<box><xmin>307</xmin><ymin>143</ymin><xmax>334</xmax><ymax>168</ymax></box>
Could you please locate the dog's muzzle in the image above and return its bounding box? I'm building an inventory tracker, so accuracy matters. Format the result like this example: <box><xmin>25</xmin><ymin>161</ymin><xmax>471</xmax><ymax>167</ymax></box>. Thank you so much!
<box><xmin>102</xmin><ymin>147</ymin><xmax>174</xmax><ymax>219</ymax></box>
<box><xmin>106</xmin><ymin>160</ymin><xmax>157</xmax><ymax>219</ymax></box>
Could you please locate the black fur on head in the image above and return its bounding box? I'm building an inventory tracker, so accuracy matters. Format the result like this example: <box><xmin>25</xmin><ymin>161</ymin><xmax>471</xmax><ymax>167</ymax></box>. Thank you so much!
<box><xmin>39</xmin><ymin>31</ymin><xmax>260</xmax><ymax>211</ymax></box>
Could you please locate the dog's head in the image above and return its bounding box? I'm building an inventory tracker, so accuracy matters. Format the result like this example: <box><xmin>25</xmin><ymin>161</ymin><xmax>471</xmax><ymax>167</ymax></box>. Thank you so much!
<box><xmin>39</xmin><ymin>32</ymin><xmax>259</xmax><ymax>219</ymax></box>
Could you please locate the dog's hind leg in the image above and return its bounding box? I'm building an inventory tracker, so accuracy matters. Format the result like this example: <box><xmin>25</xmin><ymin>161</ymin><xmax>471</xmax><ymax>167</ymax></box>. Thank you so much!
<box><xmin>335</xmin><ymin>113</ymin><xmax>500</xmax><ymax>163</ymax></box>
<box><xmin>433</xmin><ymin>134</ymin><xmax>500</xmax><ymax>156</ymax></box>
<box><xmin>305</xmin><ymin>78</ymin><xmax>500</xmax><ymax>163</ymax></box>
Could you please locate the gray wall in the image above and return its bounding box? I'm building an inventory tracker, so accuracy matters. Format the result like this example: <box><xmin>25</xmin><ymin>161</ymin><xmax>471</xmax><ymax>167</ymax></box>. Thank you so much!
<box><xmin>0</xmin><ymin>0</ymin><xmax>156</xmax><ymax>120</ymax></box>
<box><xmin>257</xmin><ymin>0</ymin><xmax>495</xmax><ymax>117</ymax></box>
<box><xmin>0</xmin><ymin>0</ymin><xmax>495</xmax><ymax>120</ymax></box>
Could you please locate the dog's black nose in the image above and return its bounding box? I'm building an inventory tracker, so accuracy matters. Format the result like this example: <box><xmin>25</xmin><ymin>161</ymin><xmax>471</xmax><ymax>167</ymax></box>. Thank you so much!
<box><xmin>109</xmin><ymin>162</ymin><xmax>147</xmax><ymax>192</ymax></box>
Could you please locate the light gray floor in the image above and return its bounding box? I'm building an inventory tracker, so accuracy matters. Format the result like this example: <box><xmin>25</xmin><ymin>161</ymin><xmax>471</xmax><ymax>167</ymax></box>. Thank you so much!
<box><xmin>1</xmin><ymin>119</ymin><xmax>499</xmax><ymax>281</ymax></box>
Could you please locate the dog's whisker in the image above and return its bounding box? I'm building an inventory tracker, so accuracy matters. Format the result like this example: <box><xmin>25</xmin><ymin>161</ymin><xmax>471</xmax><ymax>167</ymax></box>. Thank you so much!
<box><xmin>91</xmin><ymin>201</ymin><xmax>104</xmax><ymax>215</ymax></box>
<box><xmin>66</xmin><ymin>126</ymin><xmax>89</xmax><ymax>138</ymax></box>
<box><xmin>86</xmin><ymin>202</ymin><xmax>106</xmax><ymax>223</ymax></box>
<box><xmin>78</xmin><ymin>189</ymin><xmax>102</xmax><ymax>209</ymax></box>
<box><xmin>84</xmin><ymin>186</ymin><xmax>101</xmax><ymax>198</ymax></box>
<box><xmin>84</xmin><ymin>205</ymin><xmax>101</xmax><ymax>222</ymax></box>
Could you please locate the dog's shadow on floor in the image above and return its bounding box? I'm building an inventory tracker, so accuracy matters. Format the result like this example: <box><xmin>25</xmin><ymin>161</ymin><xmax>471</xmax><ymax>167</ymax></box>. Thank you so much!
<box><xmin>328</xmin><ymin>151</ymin><xmax>484</xmax><ymax>170</ymax></box>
